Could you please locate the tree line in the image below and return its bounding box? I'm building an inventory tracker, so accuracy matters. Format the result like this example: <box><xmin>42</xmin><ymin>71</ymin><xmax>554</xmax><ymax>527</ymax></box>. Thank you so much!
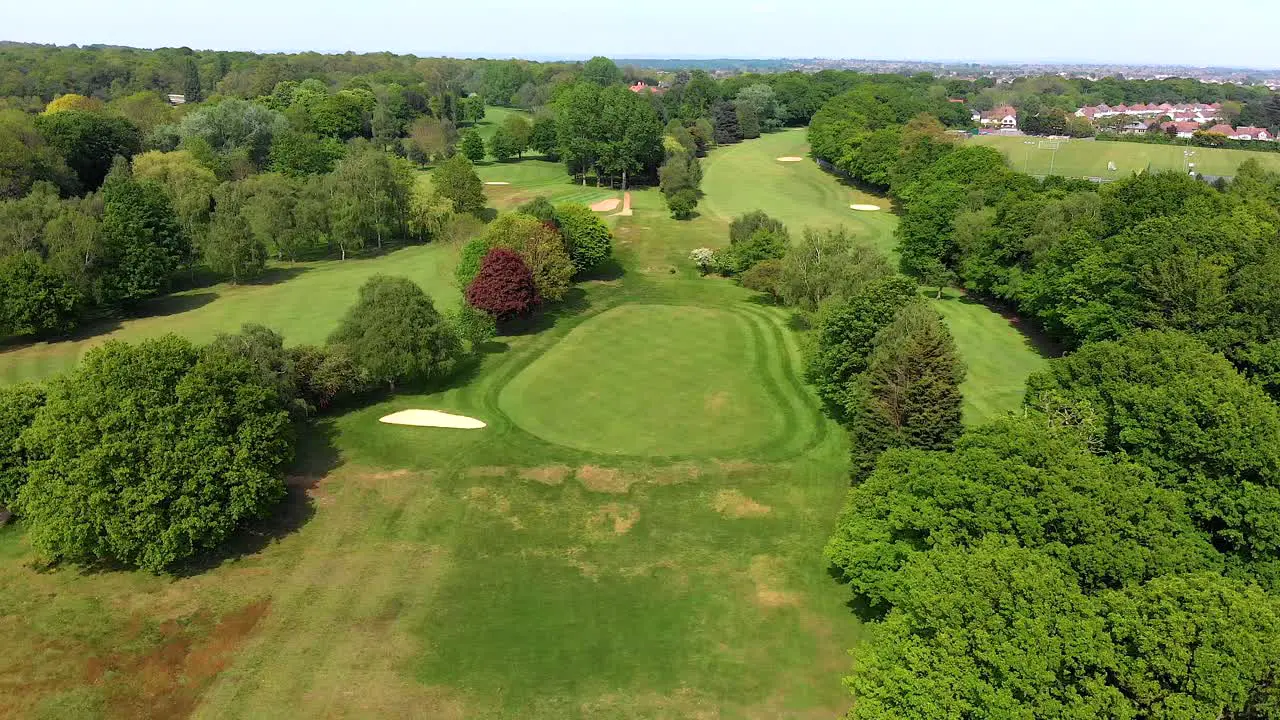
<box><xmin>806</xmin><ymin>85</ymin><xmax>1280</xmax><ymax>718</ymax></box>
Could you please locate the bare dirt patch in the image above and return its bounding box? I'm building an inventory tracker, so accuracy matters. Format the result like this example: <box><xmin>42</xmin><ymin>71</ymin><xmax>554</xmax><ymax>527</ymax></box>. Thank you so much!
<box><xmin>712</xmin><ymin>490</ymin><xmax>772</xmax><ymax>519</ymax></box>
<box><xmin>749</xmin><ymin>555</ymin><xmax>800</xmax><ymax>608</ymax></box>
<box><xmin>577</xmin><ymin>465</ymin><xmax>640</xmax><ymax>494</ymax></box>
<box><xmin>590</xmin><ymin>197</ymin><xmax>621</xmax><ymax>212</ymax></box>
<box><xmin>518</xmin><ymin>465</ymin><xmax>570</xmax><ymax>486</ymax></box>
<box><xmin>588</xmin><ymin>503</ymin><xmax>641</xmax><ymax>536</ymax></box>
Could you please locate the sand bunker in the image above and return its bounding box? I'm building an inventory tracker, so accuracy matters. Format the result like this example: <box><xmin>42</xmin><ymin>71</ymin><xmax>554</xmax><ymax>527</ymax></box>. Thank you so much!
<box><xmin>850</xmin><ymin>204</ymin><xmax>881</xmax><ymax>211</ymax></box>
<box><xmin>776</xmin><ymin>156</ymin><xmax>803</xmax><ymax>162</ymax></box>
<box><xmin>379</xmin><ymin>409</ymin><xmax>486</xmax><ymax>429</ymax></box>
<box><xmin>483</xmin><ymin>181</ymin><xmax>510</xmax><ymax>186</ymax></box>
<box><xmin>590</xmin><ymin>198</ymin><xmax>621</xmax><ymax>212</ymax></box>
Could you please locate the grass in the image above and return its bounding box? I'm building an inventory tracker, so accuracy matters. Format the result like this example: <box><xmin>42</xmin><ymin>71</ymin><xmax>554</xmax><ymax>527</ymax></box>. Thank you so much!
<box><xmin>971</xmin><ymin>134</ymin><xmax>1280</xmax><ymax>179</ymax></box>
<box><xmin>0</xmin><ymin>244</ymin><xmax>462</xmax><ymax>385</ymax></box>
<box><xmin>0</xmin><ymin>118</ymin><xmax>1052</xmax><ymax>719</ymax></box>
<box><xmin>701</xmin><ymin>129</ymin><xmax>898</xmax><ymax>258</ymax></box>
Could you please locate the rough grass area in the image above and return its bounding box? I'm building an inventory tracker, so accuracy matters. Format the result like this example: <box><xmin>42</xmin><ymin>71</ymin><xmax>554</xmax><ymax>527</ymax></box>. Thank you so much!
<box><xmin>971</xmin><ymin>134</ymin><xmax>1280</xmax><ymax>179</ymax></box>
<box><xmin>0</xmin><ymin>114</ymin><xmax>1052</xmax><ymax>719</ymax></box>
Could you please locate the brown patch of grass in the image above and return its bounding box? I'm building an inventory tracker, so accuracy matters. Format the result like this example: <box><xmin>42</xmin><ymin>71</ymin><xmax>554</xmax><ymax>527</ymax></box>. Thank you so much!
<box><xmin>463</xmin><ymin>487</ymin><xmax>522</xmax><ymax>529</ymax></box>
<box><xmin>703</xmin><ymin>391</ymin><xmax>729</xmax><ymax>414</ymax></box>
<box><xmin>466</xmin><ymin>466</ymin><xmax>510</xmax><ymax>478</ymax></box>
<box><xmin>576</xmin><ymin>465</ymin><xmax>640</xmax><ymax>494</ymax></box>
<box><xmin>711</xmin><ymin>490</ymin><xmax>772</xmax><ymax>519</ymax></box>
<box><xmin>588</xmin><ymin>503</ymin><xmax>641</xmax><ymax>536</ymax></box>
<box><xmin>581</xmin><ymin>688</ymin><xmax>720</xmax><ymax>719</ymax></box>
<box><xmin>518</xmin><ymin>465</ymin><xmax>570</xmax><ymax>486</ymax></box>
<box><xmin>82</xmin><ymin>599</ymin><xmax>270</xmax><ymax>720</ymax></box>
<box><xmin>748</xmin><ymin>555</ymin><xmax>800</xmax><ymax>609</ymax></box>
<box><xmin>350</xmin><ymin>467</ymin><xmax>434</xmax><ymax>505</ymax></box>
<box><xmin>715</xmin><ymin>459</ymin><xmax>767</xmax><ymax>477</ymax></box>
<box><xmin>651</xmin><ymin>462</ymin><xmax>702</xmax><ymax>486</ymax></box>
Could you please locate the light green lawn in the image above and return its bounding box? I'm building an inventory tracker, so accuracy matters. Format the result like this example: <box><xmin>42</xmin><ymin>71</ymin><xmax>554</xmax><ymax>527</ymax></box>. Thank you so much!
<box><xmin>971</xmin><ymin>134</ymin><xmax>1280</xmax><ymax>179</ymax></box>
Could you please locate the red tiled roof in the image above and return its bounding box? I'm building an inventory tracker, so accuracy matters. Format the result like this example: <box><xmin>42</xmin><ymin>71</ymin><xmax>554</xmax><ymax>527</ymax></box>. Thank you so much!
<box><xmin>1208</xmin><ymin>124</ymin><xmax>1235</xmax><ymax>135</ymax></box>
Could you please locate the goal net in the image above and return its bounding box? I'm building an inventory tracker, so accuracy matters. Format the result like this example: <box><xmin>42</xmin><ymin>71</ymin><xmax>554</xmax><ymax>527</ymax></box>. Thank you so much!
<box><xmin>1038</xmin><ymin>140</ymin><xmax>1061</xmax><ymax>150</ymax></box>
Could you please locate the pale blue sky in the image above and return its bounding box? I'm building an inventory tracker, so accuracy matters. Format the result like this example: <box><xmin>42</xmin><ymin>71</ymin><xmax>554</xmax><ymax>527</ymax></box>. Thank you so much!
<box><xmin>6</xmin><ymin>0</ymin><xmax>1277</xmax><ymax>69</ymax></box>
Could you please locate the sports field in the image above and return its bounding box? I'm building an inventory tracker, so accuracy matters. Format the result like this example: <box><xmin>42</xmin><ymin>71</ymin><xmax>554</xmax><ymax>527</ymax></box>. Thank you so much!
<box><xmin>0</xmin><ymin>123</ymin><xmax>1048</xmax><ymax>718</ymax></box>
<box><xmin>971</xmin><ymin>134</ymin><xmax>1280</xmax><ymax>179</ymax></box>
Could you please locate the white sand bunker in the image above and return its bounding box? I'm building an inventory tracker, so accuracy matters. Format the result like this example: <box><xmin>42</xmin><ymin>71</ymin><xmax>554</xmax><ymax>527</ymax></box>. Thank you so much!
<box><xmin>380</xmin><ymin>409</ymin><xmax>486</xmax><ymax>429</ymax></box>
<box><xmin>590</xmin><ymin>198</ymin><xmax>621</xmax><ymax>212</ymax></box>
<box><xmin>483</xmin><ymin>181</ymin><xmax>510</xmax><ymax>186</ymax></box>
<box><xmin>776</xmin><ymin>156</ymin><xmax>803</xmax><ymax>162</ymax></box>
<box><xmin>850</xmin><ymin>204</ymin><xmax>881</xmax><ymax>211</ymax></box>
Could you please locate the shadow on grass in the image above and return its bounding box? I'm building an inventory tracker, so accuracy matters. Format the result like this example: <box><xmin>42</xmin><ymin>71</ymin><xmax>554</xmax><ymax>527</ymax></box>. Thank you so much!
<box><xmin>498</xmin><ymin>287</ymin><xmax>591</xmax><ymax>337</ymax></box>
<box><xmin>577</xmin><ymin>257</ymin><xmax>626</xmax><ymax>282</ymax></box>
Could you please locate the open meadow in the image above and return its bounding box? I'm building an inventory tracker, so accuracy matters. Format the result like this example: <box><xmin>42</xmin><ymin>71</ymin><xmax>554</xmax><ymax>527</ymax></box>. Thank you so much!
<box><xmin>971</xmin><ymin>133</ymin><xmax>1280</xmax><ymax>179</ymax></box>
<box><xmin>0</xmin><ymin>123</ymin><xmax>1048</xmax><ymax>718</ymax></box>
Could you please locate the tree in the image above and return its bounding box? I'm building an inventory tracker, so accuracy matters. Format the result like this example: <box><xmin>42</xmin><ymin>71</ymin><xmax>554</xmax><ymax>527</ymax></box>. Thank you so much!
<box><xmin>17</xmin><ymin>334</ymin><xmax>294</xmax><ymax>572</ymax></box>
<box><xmin>736</xmin><ymin>103</ymin><xmax>761</xmax><ymax>140</ymax></box>
<box><xmin>500</xmin><ymin>114</ymin><xmax>533</xmax><ymax>158</ymax></box>
<box><xmin>597</xmin><ymin>86</ymin><xmax>663</xmax><ymax>190</ymax></box>
<box><xmin>182</xmin><ymin>57</ymin><xmax>203</xmax><ymax>103</ymax></box>
<box><xmin>736</xmin><ymin>83</ymin><xmax>784</xmax><ymax>131</ymax></box>
<box><xmin>659</xmin><ymin>149</ymin><xmax>701</xmax><ymax>220</ymax></box>
<box><xmin>843</xmin><ymin>540</ymin><xmax>1123</xmax><ymax>720</ymax></box>
<box><xmin>328</xmin><ymin>275</ymin><xmax>461</xmax><ymax>391</ymax></box>
<box><xmin>459</xmin><ymin>129</ymin><xmax>485</xmax><ymax>162</ymax></box>
<box><xmin>1025</xmin><ymin>330</ymin><xmax>1280</xmax><ymax>576</ymax></box>
<box><xmin>286</xmin><ymin>344</ymin><xmax>369</xmax><ymax>413</ymax></box>
<box><xmin>0</xmin><ymin>383</ymin><xmax>45</xmax><ymax>511</ymax></box>
<box><xmin>778</xmin><ymin>227</ymin><xmax>895</xmax><ymax>310</ymax></box>
<box><xmin>516</xmin><ymin>196</ymin><xmax>556</xmax><ymax>223</ymax></box>
<box><xmin>845</xmin><ymin>303</ymin><xmax>966</xmax><ymax>476</ymax></box>
<box><xmin>269</xmin><ymin>129</ymin><xmax>344</xmax><ymax>176</ymax></box>
<box><xmin>430</xmin><ymin>154</ymin><xmax>486</xmax><ymax>215</ymax></box>
<box><xmin>712</xmin><ymin>101</ymin><xmax>741</xmax><ymax>144</ymax></box>
<box><xmin>666</xmin><ymin>188</ymin><xmax>698</xmax><ymax>220</ymax></box>
<box><xmin>552</xmin><ymin>202</ymin><xmax>613</xmax><ymax>274</ymax></box>
<box><xmin>581</xmin><ymin>56</ymin><xmax>623</xmax><ymax>87</ymax></box>
<box><xmin>555</xmin><ymin>83</ymin><xmax>604</xmax><ymax>184</ymax></box>
<box><xmin>0</xmin><ymin>252</ymin><xmax>82</xmax><ymax>337</ymax></box>
<box><xmin>43</xmin><ymin>94</ymin><xmax>104</xmax><ymax>114</ymax></box>
<box><xmin>826</xmin><ymin>416</ymin><xmax>1219</xmax><ymax>608</ymax></box>
<box><xmin>132</xmin><ymin>150</ymin><xmax>217</xmax><ymax>241</ymax></box>
<box><xmin>176</xmin><ymin>99</ymin><xmax>286</xmax><ymax>172</ymax></box>
<box><xmin>488</xmin><ymin>125</ymin><xmax>521</xmax><ymax>162</ymax></box>
<box><xmin>0</xmin><ymin>110</ymin><xmax>77</xmax><ymax>198</ymax></box>
<box><xmin>35</xmin><ymin>110</ymin><xmax>142</xmax><ymax>191</ymax></box>
<box><xmin>327</xmin><ymin>143</ymin><xmax>413</xmax><ymax>254</ymax></box>
<box><xmin>479</xmin><ymin>213</ymin><xmax>575</xmax><ymax>301</ymax></box>
<box><xmin>528</xmin><ymin>113</ymin><xmax>559</xmax><ymax>159</ymax></box>
<box><xmin>96</xmin><ymin>170</ymin><xmax>188</xmax><ymax>308</ymax></box>
<box><xmin>720</xmin><ymin>211</ymin><xmax>788</xmax><ymax>274</ymax></box>
<box><xmin>107</xmin><ymin>92</ymin><xmax>173</xmax><ymax>134</ymax></box>
<box><xmin>465</xmin><ymin>247</ymin><xmax>540</xmax><ymax>320</ymax></box>
<box><xmin>805</xmin><ymin>274</ymin><xmax>918</xmax><ymax>412</ymax></box>
<box><xmin>405</xmin><ymin>117</ymin><xmax>457</xmax><ymax>164</ymax></box>
<box><xmin>204</xmin><ymin>206</ymin><xmax>266</xmax><ymax>282</ymax></box>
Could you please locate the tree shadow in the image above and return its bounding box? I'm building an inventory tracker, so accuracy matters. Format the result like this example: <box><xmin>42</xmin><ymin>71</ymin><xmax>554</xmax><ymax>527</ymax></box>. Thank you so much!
<box><xmin>952</xmin><ymin>293</ymin><xmax>1064</xmax><ymax>359</ymax></box>
<box><xmin>499</xmin><ymin>287</ymin><xmax>591</xmax><ymax>337</ymax></box>
<box><xmin>786</xmin><ymin>312</ymin><xmax>812</xmax><ymax>332</ymax></box>
<box><xmin>577</xmin><ymin>257</ymin><xmax>625</xmax><ymax>282</ymax></box>
<box><xmin>135</xmin><ymin>291</ymin><xmax>220</xmax><ymax>319</ymax></box>
<box><xmin>744</xmin><ymin>292</ymin><xmax>781</xmax><ymax>307</ymax></box>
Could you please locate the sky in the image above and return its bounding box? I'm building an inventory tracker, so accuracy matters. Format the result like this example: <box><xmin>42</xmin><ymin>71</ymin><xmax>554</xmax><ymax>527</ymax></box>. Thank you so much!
<box><xmin>6</xmin><ymin>0</ymin><xmax>1278</xmax><ymax>69</ymax></box>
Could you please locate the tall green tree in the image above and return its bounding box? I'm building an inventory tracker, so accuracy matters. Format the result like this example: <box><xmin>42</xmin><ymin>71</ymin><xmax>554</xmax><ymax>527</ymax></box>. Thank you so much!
<box><xmin>430</xmin><ymin>154</ymin><xmax>485</xmax><ymax>216</ymax></box>
<box><xmin>581</xmin><ymin>56</ymin><xmax>623</xmax><ymax>87</ymax></box>
<box><xmin>459</xmin><ymin>128</ymin><xmax>485</xmax><ymax>162</ymax></box>
<box><xmin>96</xmin><ymin>169</ymin><xmax>188</xmax><ymax>307</ymax></box>
<box><xmin>328</xmin><ymin>275</ymin><xmax>461</xmax><ymax>391</ymax></box>
<box><xmin>34</xmin><ymin>110</ymin><xmax>142</xmax><ymax>191</ymax></box>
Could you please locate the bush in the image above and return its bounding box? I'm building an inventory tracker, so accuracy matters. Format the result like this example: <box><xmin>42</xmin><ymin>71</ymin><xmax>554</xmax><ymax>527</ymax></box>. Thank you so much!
<box><xmin>480</xmin><ymin>213</ymin><xmax>575</xmax><ymax>301</ymax></box>
<box><xmin>328</xmin><ymin>275</ymin><xmax>462</xmax><ymax>391</ymax></box>
<box><xmin>287</xmin><ymin>344</ymin><xmax>370</xmax><ymax>412</ymax></box>
<box><xmin>739</xmin><ymin>259</ymin><xmax>784</xmax><ymax>302</ymax></box>
<box><xmin>0</xmin><ymin>383</ymin><xmax>45</xmax><ymax>511</ymax></box>
<box><xmin>451</xmin><ymin>304</ymin><xmax>497</xmax><ymax>349</ymax></box>
<box><xmin>18</xmin><ymin>335</ymin><xmax>294</xmax><ymax>571</ymax></box>
<box><xmin>455</xmin><ymin>235</ymin><xmax>493</xmax><ymax>290</ymax></box>
<box><xmin>516</xmin><ymin>196</ymin><xmax>556</xmax><ymax>223</ymax></box>
<box><xmin>553</xmin><ymin>203</ymin><xmax>613</xmax><ymax>274</ymax></box>
<box><xmin>667</xmin><ymin>188</ymin><xmax>698</xmax><ymax>220</ymax></box>
<box><xmin>465</xmin><ymin>247</ymin><xmax>541</xmax><ymax>320</ymax></box>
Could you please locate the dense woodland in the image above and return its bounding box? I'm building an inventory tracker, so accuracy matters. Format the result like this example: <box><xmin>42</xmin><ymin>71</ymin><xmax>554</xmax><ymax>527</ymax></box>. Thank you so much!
<box><xmin>805</xmin><ymin>76</ymin><xmax>1280</xmax><ymax>718</ymax></box>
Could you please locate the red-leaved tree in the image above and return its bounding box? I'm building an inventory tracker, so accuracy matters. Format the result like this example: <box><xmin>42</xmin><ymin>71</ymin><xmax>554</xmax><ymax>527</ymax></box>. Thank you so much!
<box><xmin>465</xmin><ymin>247</ymin><xmax>541</xmax><ymax>320</ymax></box>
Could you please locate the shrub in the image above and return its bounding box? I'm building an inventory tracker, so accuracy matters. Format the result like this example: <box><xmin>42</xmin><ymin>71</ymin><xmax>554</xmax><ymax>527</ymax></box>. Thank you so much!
<box><xmin>18</xmin><ymin>335</ymin><xmax>294</xmax><ymax>571</ymax></box>
<box><xmin>451</xmin><ymin>304</ymin><xmax>498</xmax><ymax>349</ymax></box>
<box><xmin>431</xmin><ymin>154</ymin><xmax>485</xmax><ymax>215</ymax></box>
<box><xmin>553</xmin><ymin>203</ymin><xmax>613</xmax><ymax>274</ymax></box>
<box><xmin>465</xmin><ymin>247</ymin><xmax>541</xmax><ymax>320</ymax></box>
<box><xmin>480</xmin><ymin>213</ymin><xmax>574</xmax><ymax>301</ymax></box>
<box><xmin>739</xmin><ymin>259</ymin><xmax>784</xmax><ymax>302</ymax></box>
<box><xmin>667</xmin><ymin>188</ymin><xmax>698</xmax><ymax>219</ymax></box>
<box><xmin>328</xmin><ymin>275</ymin><xmax>462</xmax><ymax>391</ymax></box>
<box><xmin>287</xmin><ymin>344</ymin><xmax>370</xmax><ymax>412</ymax></box>
<box><xmin>516</xmin><ymin>196</ymin><xmax>556</xmax><ymax>223</ymax></box>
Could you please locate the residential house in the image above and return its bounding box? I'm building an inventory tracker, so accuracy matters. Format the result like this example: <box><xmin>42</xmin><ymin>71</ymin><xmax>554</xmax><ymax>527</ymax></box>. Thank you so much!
<box><xmin>979</xmin><ymin>105</ymin><xmax>1018</xmax><ymax>129</ymax></box>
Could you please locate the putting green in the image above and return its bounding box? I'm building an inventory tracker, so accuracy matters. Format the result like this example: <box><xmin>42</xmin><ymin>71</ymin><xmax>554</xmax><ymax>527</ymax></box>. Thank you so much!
<box><xmin>499</xmin><ymin>304</ymin><xmax>788</xmax><ymax>456</ymax></box>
